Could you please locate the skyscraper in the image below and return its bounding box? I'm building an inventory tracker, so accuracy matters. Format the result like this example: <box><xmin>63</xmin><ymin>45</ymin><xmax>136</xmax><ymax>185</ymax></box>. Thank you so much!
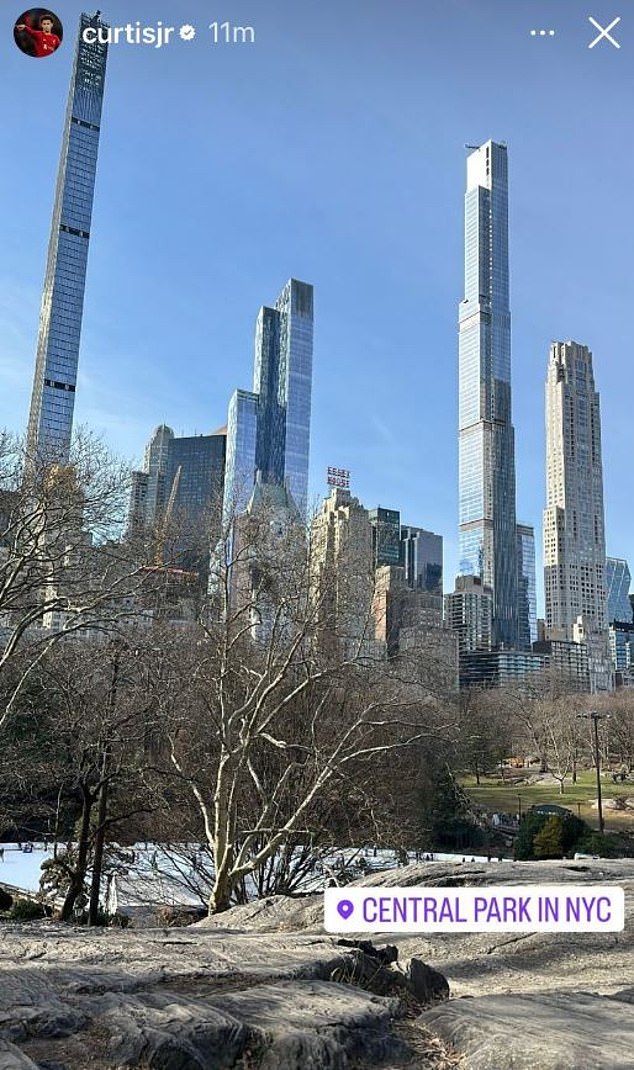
<box><xmin>254</xmin><ymin>307</ymin><xmax>285</xmax><ymax>486</ymax></box>
<box><xmin>224</xmin><ymin>279</ymin><xmax>314</xmax><ymax>519</ymax></box>
<box><xmin>129</xmin><ymin>425</ymin><xmax>226</xmax><ymax>560</ymax></box>
<box><xmin>458</xmin><ymin>141</ymin><xmax>519</xmax><ymax>648</ymax></box>
<box><xmin>275</xmin><ymin>279</ymin><xmax>314</xmax><ymax>516</ymax></box>
<box><xmin>606</xmin><ymin>557</ymin><xmax>632</xmax><ymax>623</ymax></box>
<box><xmin>543</xmin><ymin>342</ymin><xmax>608</xmax><ymax>639</ymax></box>
<box><xmin>517</xmin><ymin>523</ymin><xmax>537</xmax><ymax>648</ymax></box>
<box><xmin>310</xmin><ymin>487</ymin><xmax>374</xmax><ymax>643</ymax></box>
<box><xmin>400</xmin><ymin>525</ymin><xmax>443</xmax><ymax>596</ymax></box>
<box><xmin>26</xmin><ymin>13</ymin><xmax>108</xmax><ymax>466</ymax></box>
<box><xmin>223</xmin><ymin>389</ymin><xmax>258</xmax><ymax>519</ymax></box>
<box><xmin>368</xmin><ymin>507</ymin><xmax>401</xmax><ymax>568</ymax></box>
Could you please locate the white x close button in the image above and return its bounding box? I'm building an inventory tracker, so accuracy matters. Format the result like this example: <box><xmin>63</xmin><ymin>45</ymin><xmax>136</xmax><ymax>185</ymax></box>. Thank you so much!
<box><xmin>588</xmin><ymin>15</ymin><xmax>621</xmax><ymax>49</ymax></box>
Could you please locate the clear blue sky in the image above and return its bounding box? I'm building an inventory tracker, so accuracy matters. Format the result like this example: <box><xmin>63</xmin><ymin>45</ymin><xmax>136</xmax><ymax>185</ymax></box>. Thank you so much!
<box><xmin>1</xmin><ymin>1</ymin><xmax>632</xmax><ymax>606</ymax></box>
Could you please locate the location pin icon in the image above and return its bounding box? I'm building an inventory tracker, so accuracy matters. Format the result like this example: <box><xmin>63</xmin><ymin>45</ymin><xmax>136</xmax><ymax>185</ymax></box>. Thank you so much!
<box><xmin>337</xmin><ymin>899</ymin><xmax>354</xmax><ymax>921</ymax></box>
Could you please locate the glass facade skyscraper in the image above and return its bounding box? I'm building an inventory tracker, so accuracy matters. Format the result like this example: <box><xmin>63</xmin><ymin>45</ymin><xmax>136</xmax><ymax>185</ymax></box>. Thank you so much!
<box><xmin>400</xmin><ymin>525</ymin><xmax>443</xmax><ymax>595</ymax></box>
<box><xmin>165</xmin><ymin>433</ymin><xmax>226</xmax><ymax>525</ymax></box>
<box><xmin>606</xmin><ymin>557</ymin><xmax>632</xmax><ymax>624</ymax></box>
<box><xmin>26</xmin><ymin>13</ymin><xmax>108</xmax><ymax>466</ymax></box>
<box><xmin>517</xmin><ymin>523</ymin><xmax>537</xmax><ymax>647</ymax></box>
<box><xmin>254</xmin><ymin>307</ymin><xmax>285</xmax><ymax>486</ymax></box>
<box><xmin>225</xmin><ymin>279</ymin><xmax>314</xmax><ymax>520</ymax></box>
<box><xmin>458</xmin><ymin>141</ymin><xmax>519</xmax><ymax>648</ymax></box>
<box><xmin>223</xmin><ymin>389</ymin><xmax>258</xmax><ymax>519</ymax></box>
<box><xmin>275</xmin><ymin>279</ymin><xmax>314</xmax><ymax>515</ymax></box>
<box><xmin>369</xmin><ymin>507</ymin><xmax>401</xmax><ymax>567</ymax></box>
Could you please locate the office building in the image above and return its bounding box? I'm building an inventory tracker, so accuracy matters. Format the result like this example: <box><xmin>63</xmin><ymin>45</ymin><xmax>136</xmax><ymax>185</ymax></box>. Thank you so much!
<box><xmin>606</xmin><ymin>557</ymin><xmax>632</xmax><ymax>623</ymax></box>
<box><xmin>369</xmin><ymin>507</ymin><xmax>401</xmax><ymax>568</ymax></box>
<box><xmin>26</xmin><ymin>13</ymin><xmax>109</xmax><ymax>466</ymax></box>
<box><xmin>400</xmin><ymin>525</ymin><xmax>443</xmax><ymax>596</ymax></box>
<box><xmin>517</xmin><ymin>523</ymin><xmax>537</xmax><ymax>648</ymax></box>
<box><xmin>129</xmin><ymin>426</ymin><xmax>226</xmax><ymax>570</ymax></box>
<box><xmin>458</xmin><ymin>141</ymin><xmax>519</xmax><ymax>647</ymax></box>
<box><xmin>165</xmin><ymin>432</ymin><xmax>226</xmax><ymax>527</ymax></box>
<box><xmin>543</xmin><ymin>342</ymin><xmax>608</xmax><ymax>639</ymax></box>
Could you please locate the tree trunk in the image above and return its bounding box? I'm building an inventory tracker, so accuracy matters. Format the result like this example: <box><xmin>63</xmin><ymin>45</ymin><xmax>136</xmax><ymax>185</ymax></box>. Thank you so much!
<box><xmin>88</xmin><ymin>758</ymin><xmax>109</xmax><ymax>925</ymax></box>
<box><xmin>60</xmin><ymin>785</ymin><xmax>93</xmax><ymax>921</ymax></box>
<box><xmin>208</xmin><ymin>866</ymin><xmax>233</xmax><ymax>914</ymax></box>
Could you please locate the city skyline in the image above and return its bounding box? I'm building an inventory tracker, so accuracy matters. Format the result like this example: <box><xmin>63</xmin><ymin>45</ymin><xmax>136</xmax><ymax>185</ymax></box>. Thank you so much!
<box><xmin>2</xmin><ymin>1</ymin><xmax>632</xmax><ymax>606</ymax></box>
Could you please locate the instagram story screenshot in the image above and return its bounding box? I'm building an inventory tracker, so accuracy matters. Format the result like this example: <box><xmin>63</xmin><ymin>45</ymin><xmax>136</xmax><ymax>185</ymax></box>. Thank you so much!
<box><xmin>0</xmin><ymin>1</ymin><xmax>633</xmax><ymax>1067</ymax></box>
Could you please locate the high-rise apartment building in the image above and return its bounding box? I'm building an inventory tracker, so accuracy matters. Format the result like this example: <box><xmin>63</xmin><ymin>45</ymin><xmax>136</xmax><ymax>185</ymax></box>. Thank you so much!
<box><xmin>224</xmin><ymin>280</ymin><xmax>314</xmax><ymax>520</ymax></box>
<box><xmin>276</xmin><ymin>279</ymin><xmax>314</xmax><ymax>516</ymax></box>
<box><xmin>445</xmin><ymin>574</ymin><xmax>493</xmax><ymax>655</ymax></box>
<box><xmin>310</xmin><ymin>487</ymin><xmax>374</xmax><ymax>643</ymax></box>
<box><xmin>606</xmin><ymin>557</ymin><xmax>632</xmax><ymax>623</ymax></box>
<box><xmin>543</xmin><ymin>342</ymin><xmax>608</xmax><ymax>640</ymax></box>
<box><xmin>254</xmin><ymin>307</ymin><xmax>285</xmax><ymax>486</ymax></box>
<box><xmin>26</xmin><ymin>13</ymin><xmax>108</xmax><ymax>466</ymax></box>
<box><xmin>458</xmin><ymin>141</ymin><xmax>519</xmax><ymax>648</ymax></box>
<box><xmin>223</xmin><ymin>390</ymin><xmax>259</xmax><ymax>519</ymax></box>
<box><xmin>400</xmin><ymin>525</ymin><xmax>443</xmax><ymax>596</ymax></box>
<box><xmin>517</xmin><ymin>523</ymin><xmax>537</xmax><ymax>648</ymax></box>
<box><xmin>128</xmin><ymin>423</ymin><xmax>174</xmax><ymax>530</ymax></box>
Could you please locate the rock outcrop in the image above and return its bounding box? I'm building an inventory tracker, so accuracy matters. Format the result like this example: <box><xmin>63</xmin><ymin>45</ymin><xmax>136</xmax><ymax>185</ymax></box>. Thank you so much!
<box><xmin>0</xmin><ymin>923</ymin><xmax>446</xmax><ymax>1068</ymax></box>
<box><xmin>2</xmin><ymin>858</ymin><xmax>634</xmax><ymax>1068</ymax></box>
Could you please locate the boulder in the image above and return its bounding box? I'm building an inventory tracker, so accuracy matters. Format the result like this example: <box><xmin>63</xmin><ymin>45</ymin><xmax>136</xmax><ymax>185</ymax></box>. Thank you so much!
<box><xmin>408</xmin><ymin>958</ymin><xmax>450</xmax><ymax>1004</ymax></box>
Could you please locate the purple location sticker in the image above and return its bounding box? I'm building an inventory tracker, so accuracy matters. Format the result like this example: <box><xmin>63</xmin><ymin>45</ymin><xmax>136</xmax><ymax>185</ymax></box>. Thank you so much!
<box><xmin>337</xmin><ymin>899</ymin><xmax>354</xmax><ymax>920</ymax></box>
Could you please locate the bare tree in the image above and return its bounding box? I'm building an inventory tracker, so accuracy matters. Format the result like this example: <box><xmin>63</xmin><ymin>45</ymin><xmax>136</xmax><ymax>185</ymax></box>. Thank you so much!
<box><xmin>0</xmin><ymin>429</ymin><xmax>162</xmax><ymax>732</ymax></box>
<box><xmin>0</xmin><ymin>635</ymin><xmax>163</xmax><ymax>921</ymax></box>
<box><xmin>143</xmin><ymin>497</ymin><xmax>455</xmax><ymax>914</ymax></box>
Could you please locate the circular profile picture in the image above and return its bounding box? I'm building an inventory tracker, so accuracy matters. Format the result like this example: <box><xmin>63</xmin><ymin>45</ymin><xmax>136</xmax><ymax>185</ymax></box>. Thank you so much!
<box><xmin>14</xmin><ymin>8</ymin><xmax>63</xmax><ymax>57</ymax></box>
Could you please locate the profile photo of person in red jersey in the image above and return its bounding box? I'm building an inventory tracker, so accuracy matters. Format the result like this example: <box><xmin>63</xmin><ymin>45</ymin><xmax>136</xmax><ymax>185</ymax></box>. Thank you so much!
<box><xmin>14</xmin><ymin>8</ymin><xmax>63</xmax><ymax>58</ymax></box>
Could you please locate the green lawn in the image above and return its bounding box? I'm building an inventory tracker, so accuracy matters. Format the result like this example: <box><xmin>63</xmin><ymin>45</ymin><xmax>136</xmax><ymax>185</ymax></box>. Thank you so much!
<box><xmin>462</xmin><ymin>770</ymin><xmax>634</xmax><ymax>832</ymax></box>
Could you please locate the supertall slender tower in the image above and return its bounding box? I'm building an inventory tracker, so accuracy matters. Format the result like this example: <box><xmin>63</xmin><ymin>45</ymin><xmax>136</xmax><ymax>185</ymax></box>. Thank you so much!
<box><xmin>26</xmin><ymin>12</ymin><xmax>108</xmax><ymax>466</ymax></box>
<box><xmin>543</xmin><ymin>341</ymin><xmax>608</xmax><ymax>639</ymax></box>
<box><xmin>458</xmin><ymin>141</ymin><xmax>519</xmax><ymax>648</ymax></box>
<box><xmin>223</xmin><ymin>279</ymin><xmax>314</xmax><ymax>521</ymax></box>
<box><xmin>275</xmin><ymin>279</ymin><xmax>314</xmax><ymax>516</ymax></box>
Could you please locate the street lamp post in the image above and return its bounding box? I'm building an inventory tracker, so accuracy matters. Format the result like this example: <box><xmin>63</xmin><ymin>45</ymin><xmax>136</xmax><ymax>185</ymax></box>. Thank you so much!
<box><xmin>578</xmin><ymin>711</ymin><xmax>607</xmax><ymax>835</ymax></box>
